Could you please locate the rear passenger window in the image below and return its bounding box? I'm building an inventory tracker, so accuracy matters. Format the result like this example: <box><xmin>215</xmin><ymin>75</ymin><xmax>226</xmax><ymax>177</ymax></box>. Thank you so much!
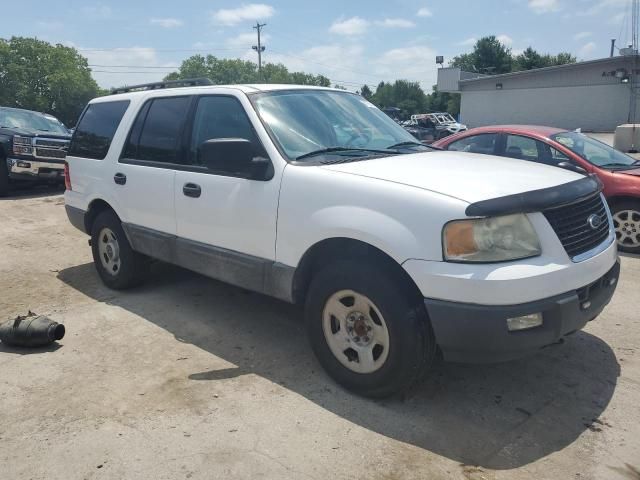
<box><xmin>505</xmin><ymin>135</ymin><xmax>541</xmax><ymax>161</ymax></box>
<box><xmin>125</xmin><ymin>96</ymin><xmax>191</xmax><ymax>164</ymax></box>
<box><xmin>68</xmin><ymin>101</ymin><xmax>130</xmax><ymax>160</ymax></box>
<box><xmin>448</xmin><ymin>134</ymin><xmax>498</xmax><ymax>155</ymax></box>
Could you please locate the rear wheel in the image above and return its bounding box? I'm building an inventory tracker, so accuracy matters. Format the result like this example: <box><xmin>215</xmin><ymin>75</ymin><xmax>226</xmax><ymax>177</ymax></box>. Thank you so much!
<box><xmin>305</xmin><ymin>260</ymin><xmax>435</xmax><ymax>398</ymax></box>
<box><xmin>91</xmin><ymin>210</ymin><xmax>149</xmax><ymax>289</ymax></box>
<box><xmin>612</xmin><ymin>201</ymin><xmax>640</xmax><ymax>254</ymax></box>
<box><xmin>0</xmin><ymin>156</ymin><xmax>9</xmax><ymax>197</ymax></box>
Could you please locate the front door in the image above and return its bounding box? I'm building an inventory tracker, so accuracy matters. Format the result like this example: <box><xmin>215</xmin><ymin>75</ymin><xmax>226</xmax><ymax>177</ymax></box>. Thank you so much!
<box><xmin>174</xmin><ymin>94</ymin><xmax>281</xmax><ymax>262</ymax></box>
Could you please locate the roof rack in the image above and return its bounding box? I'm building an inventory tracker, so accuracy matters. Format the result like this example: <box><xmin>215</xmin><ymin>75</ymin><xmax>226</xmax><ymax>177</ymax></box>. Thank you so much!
<box><xmin>110</xmin><ymin>77</ymin><xmax>213</xmax><ymax>95</ymax></box>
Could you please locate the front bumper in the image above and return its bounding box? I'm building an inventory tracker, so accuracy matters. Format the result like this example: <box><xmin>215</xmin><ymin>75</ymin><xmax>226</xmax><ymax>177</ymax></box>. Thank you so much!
<box><xmin>7</xmin><ymin>157</ymin><xmax>64</xmax><ymax>181</ymax></box>
<box><xmin>425</xmin><ymin>260</ymin><xmax>620</xmax><ymax>363</ymax></box>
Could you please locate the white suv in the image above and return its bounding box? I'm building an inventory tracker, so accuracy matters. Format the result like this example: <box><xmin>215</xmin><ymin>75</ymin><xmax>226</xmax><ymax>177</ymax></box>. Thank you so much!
<box><xmin>64</xmin><ymin>81</ymin><xmax>620</xmax><ymax>397</ymax></box>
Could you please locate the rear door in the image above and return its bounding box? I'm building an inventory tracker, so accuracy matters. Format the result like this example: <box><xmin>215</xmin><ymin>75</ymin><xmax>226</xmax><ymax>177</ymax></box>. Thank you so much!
<box><xmin>116</xmin><ymin>95</ymin><xmax>192</xmax><ymax>238</ymax></box>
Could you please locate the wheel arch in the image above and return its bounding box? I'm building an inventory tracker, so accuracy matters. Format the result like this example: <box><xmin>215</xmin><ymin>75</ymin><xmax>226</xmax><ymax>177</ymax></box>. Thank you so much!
<box><xmin>84</xmin><ymin>198</ymin><xmax>119</xmax><ymax>234</ymax></box>
<box><xmin>291</xmin><ymin>237</ymin><xmax>423</xmax><ymax>306</ymax></box>
<box><xmin>607</xmin><ymin>195</ymin><xmax>640</xmax><ymax>208</ymax></box>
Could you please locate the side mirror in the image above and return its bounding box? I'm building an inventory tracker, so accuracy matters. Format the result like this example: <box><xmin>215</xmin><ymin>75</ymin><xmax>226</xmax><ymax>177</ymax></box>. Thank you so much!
<box><xmin>557</xmin><ymin>161</ymin><xmax>587</xmax><ymax>175</ymax></box>
<box><xmin>199</xmin><ymin>138</ymin><xmax>273</xmax><ymax>180</ymax></box>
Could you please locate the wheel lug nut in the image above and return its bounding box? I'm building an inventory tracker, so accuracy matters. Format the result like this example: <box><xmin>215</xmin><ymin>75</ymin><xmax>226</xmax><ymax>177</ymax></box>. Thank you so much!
<box><xmin>353</xmin><ymin>336</ymin><xmax>360</xmax><ymax>342</ymax></box>
<box><xmin>363</xmin><ymin>336</ymin><xmax>369</xmax><ymax>342</ymax></box>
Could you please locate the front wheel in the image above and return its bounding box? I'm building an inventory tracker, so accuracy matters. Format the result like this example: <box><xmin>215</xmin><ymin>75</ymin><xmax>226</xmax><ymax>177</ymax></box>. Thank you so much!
<box><xmin>91</xmin><ymin>210</ymin><xmax>149</xmax><ymax>289</ymax></box>
<box><xmin>305</xmin><ymin>260</ymin><xmax>435</xmax><ymax>398</ymax></box>
<box><xmin>612</xmin><ymin>201</ymin><xmax>640</xmax><ymax>254</ymax></box>
<box><xmin>0</xmin><ymin>157</ymin><xmax>9</xmax><ymax>197</ymax></box>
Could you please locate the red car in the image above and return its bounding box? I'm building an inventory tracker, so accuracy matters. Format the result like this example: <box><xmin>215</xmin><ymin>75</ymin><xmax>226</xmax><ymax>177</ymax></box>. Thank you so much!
<box><xmin>433</xmin><ymin>125</ymin><xmax>640</xmax><ymax>253</ymax></box>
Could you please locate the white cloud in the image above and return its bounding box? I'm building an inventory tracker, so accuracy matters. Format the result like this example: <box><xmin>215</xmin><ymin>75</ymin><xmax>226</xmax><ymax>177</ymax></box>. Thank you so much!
<box><xmin>497</xmin><ymin>34</ymin><xmax>513</xmax><ymax>46</ymax></box>
<box><xmin>150</xmin><ymin>18</ymin><xmax>184</xmax><ymax>28</ymax></box>
<box><xmin>329</xmin><ymin>16</ymin><xmax>370</xmax><ymax>36</ymax></box>
<box><xmin>374</xmin><ymin>45</ymin><xmax>438</xmax><ymax>87</ymax></box>
<box><xmin>578</xmin><ymin>41</ymin><xmax>597</xmax><ymax>58</ymax></box>
<box><xmin>573</xmin><ymin>31</ymin><xmax>592</xmax><ymax>40</ymax></box>
<box><xmin>261</xmin><ymin>44</ymin><xmax>367</xmax><ymax>87</ymax></box>
<box><xmin>211</xmin><ymin>4</ymin><xmax>275</xmax><ymax>26</ymax></box>
<box><xmin>226</xmin><ymin>32</ymin><xmax>271</xmax><ymax>49</ymax></box>
<box><xmin>81</xmin><ymin>4</ymin><xmax>112</xmax><ymax>19</ymax></box>
<box><xmin>608</xmin><ymin>12</ymin><xmax>626</xmax><ymax>25</ymax></box>
<box><xmin>79</xmin><ymin>46</ymin><xmax>177</xmax><ymax>89</ymax></box>
<box><xmin>375</xmin><ymin>18</ymin><xmax>416</xmax><ymax>28</ymax></box>
<box><xmin>37</xmin><ymin>20</ymin><xmax>63</xmax><ymax>30</ymax></box>
<box><xmin>416</xmin><ymin>7</ymin><xmax>432</xmax><ymax>17</ymax></box>
<box><xmin>528</xmin><ymin>0</ymin><xmax>560</xmax><ymax>14</ymax></box>
<box><xmin>579</xmin><ymin>0</ymin><xmax>628</xmax><ymax>16</ymax></box>
<box><xmin>457</xmin><ymin>37</ymin><xmax>477</xmax><ymax>47</ymax></box>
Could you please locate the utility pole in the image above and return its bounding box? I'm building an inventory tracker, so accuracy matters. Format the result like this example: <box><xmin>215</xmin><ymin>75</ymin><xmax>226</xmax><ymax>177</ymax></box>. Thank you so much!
<box><xmin>252</xmin><ymin>22</ymin><xmax>266</xmax><ymax>75</ymax></box>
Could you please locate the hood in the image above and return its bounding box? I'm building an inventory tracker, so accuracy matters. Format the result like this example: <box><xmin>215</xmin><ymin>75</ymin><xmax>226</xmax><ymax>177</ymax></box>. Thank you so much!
<box><xmin>321</xmin><ymin>150</ymin><xmax>583</xmax><ymax>204</ymax></box>
<box><xmin>0</xmin><ymin>126</ymin><xmax>71</xmax><ymax>140</ymax></box>
<box><xmin>614</xmin><ymin>167</ymin><xmax>640</xmax><ymax>177</ymax></box>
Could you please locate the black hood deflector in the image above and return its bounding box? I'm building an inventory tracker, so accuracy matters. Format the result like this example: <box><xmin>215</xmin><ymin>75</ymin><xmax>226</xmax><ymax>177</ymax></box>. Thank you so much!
<box><xmin>465</xmin><ymin>175</ymin><xmax>602</xmax><ymax>217</ymax></box>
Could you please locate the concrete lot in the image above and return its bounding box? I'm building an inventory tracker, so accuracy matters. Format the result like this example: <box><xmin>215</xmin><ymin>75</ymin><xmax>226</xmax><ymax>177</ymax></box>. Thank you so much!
<box><xmin>0</xmin><ymin>187</ymin><xmax>639</xmax><ymax>480</ymax></box>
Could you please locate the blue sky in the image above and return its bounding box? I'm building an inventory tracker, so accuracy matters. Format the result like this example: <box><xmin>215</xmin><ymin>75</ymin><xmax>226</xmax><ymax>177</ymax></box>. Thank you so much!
<box><xmin>3</xmin><ymin>0</ymin><xmax>634</xmax><ymax>90</ymax></box>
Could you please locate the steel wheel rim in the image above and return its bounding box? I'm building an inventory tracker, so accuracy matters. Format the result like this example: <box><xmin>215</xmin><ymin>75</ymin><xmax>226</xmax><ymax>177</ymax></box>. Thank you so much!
<box><xmin>98</xmin><ymin>227</ymin><xmax>121</xmax><ymax>276</ymax></box>
<box><xmin>613</xmin><ymin>209</ymin><xmax>640</xmax><ymax>248</ymax></box>
<box><xmin>322</xmin><ymin>289</ymin><xmax>390</xmax><ymax>374</ymax></box>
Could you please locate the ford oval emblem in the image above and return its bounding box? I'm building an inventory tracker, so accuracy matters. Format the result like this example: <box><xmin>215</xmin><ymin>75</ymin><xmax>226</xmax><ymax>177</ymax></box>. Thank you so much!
<box><xmin>587</xmin><ymin>214</ymin><xmax>603</xmax><ymax>230</ymax></box>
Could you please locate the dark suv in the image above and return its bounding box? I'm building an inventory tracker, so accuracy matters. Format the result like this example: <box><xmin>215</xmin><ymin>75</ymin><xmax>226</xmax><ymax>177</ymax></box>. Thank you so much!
<box><xmin>0</xmin><ymin>107</ymin><xmax>71</xmax><ymax>196</ymax></box>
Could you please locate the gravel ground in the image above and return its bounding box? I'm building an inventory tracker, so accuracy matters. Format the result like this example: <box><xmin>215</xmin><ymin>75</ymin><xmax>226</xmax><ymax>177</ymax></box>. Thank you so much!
<box><xmin>0</xmin><ymin>187</ymin><xmax>639</xmax><ymax>480</ymax></box>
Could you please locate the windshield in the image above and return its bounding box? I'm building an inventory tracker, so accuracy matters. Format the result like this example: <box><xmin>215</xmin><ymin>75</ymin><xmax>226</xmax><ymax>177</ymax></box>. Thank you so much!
<box><xmin>551</xmin><ymin>132</ymin><xmax>638</xmax><ymax>169</ymax></box>
<box><xmin>0</xmin><ymin>108</ymin><xmax>68</xmax><ymax>134</ymax></box>
<box><xmin>251</xmin><ymin>90</ymin><xmax>425</xmax><ymax>160</ymax></box>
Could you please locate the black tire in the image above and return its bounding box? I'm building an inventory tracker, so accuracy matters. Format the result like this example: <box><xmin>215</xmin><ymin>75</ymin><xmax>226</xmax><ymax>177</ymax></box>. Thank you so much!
<box><xmin>305</xmin><ymin>260</ymin><xmax>435</xmax><ymax>398</ymax></box>
<box><xmin>90</xmin><ymin>210</ymin><xmax>149</xmax><ymax>289</ymax></box>
<box><xmin>0</xmin><ymin>156</ymin><xmax>9</xmax><ymax>197</ymax></box>
<box><xmin>612</xmin><ymin>201</ymin><xmax>640</xmax><ymax>254</ymax></box>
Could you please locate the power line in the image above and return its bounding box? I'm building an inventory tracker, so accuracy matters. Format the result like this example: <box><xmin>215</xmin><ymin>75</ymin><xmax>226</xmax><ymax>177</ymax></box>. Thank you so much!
<box><xmin>78</xmin><ymin>47</ymin><xmax>246</xmax><ymax>52</ymax></box>
<box><xmin>89</xmin><ymin>64</ymin><xmax>180</xmax><ymax>69</ymax></box>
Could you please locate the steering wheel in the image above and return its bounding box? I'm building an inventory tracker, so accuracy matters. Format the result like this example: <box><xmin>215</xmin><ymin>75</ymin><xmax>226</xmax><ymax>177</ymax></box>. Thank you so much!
<box><xmin>345</xmin><ymin>128</ymin><xmax>372</xmax><ymax>147</ymax></box>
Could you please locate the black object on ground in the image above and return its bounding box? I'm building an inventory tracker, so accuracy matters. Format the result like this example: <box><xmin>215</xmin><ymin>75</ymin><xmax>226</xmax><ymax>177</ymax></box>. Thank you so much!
<box><xmin>0</xmin><ymin>312</ymin><xmax>65</xmax><ymax>347</ymax></box>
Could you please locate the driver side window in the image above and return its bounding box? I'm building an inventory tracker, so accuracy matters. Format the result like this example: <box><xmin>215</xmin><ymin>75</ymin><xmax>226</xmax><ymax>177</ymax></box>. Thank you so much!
<box><xmin>448</xmin><ymin>133</ymin><xmax>498</xmax><ymax>155</ymax></box>
<box><xmin>189</xmin><ymin>96</ymin><xmax>262</xmax><ymax>170</ymax></box>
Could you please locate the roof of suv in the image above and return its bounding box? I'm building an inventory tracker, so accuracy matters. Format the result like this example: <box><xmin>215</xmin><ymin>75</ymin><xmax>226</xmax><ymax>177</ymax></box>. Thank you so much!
<box><xmin>96</xmin><ymin>84</ymin><xmax>340</xmax><ymax>103</ymax></box>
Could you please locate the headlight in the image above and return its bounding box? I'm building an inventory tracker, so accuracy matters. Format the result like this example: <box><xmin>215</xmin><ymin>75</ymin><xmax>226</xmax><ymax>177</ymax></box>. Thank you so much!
<box><xmin>443</xmin><ymin>214</ymin><xmax>541</xmax><ymax>262</ymax></box>
<box><xmin>12</xmin><ymin>136</ymin><xmax>33</xmax><ymax>156</ymax></box>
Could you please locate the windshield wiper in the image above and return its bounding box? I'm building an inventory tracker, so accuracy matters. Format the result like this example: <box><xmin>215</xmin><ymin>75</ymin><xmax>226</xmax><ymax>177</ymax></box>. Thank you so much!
<box><xmin>295</xmin><ymin>147</ymin><xmax>395</xmax><ymax>161</ymax></box>
<box><xmin>599</xmin><ymin>162</ymin><xmax>637</xmax><ymax>169</ymax></box>
<box><xmin>386</xmin><ymin>141</ymin><xmax>424</xmax><ymax>149</ymax></box>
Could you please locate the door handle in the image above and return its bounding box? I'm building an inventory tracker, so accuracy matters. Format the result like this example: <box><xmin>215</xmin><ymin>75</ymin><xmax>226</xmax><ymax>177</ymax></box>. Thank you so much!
<box><xmin>114</xmin><ymin>172</ymin><xmax>127</xmax><ymax>185</ymax></box>
<box><xmin>183</xmin><ymin>183</ymin><xmax>201</xmax><ymax>198</ymax></box>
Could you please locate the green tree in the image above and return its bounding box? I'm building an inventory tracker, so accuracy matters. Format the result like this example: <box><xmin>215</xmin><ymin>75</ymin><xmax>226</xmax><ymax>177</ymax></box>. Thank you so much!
<box><xmin>451</xmin><ymin>36</ymin><xmax>512</xmax><ymax>74</ymax></box>
<box><xmin>370</xmin><ymin>80</ymin><xmax>428</xmax><ymax>117</ymax></box>
<box><xmin>0</xmin><ymin>36</ymin><xmax>100</xmax><ymax>126</ymax></box>
<box><xmin>164</xmin><ymin>54</ymin><xmax>330</xmax><ymax>87</ymax></box>
<box><xmin>360</xmin><ymin>84</ymin><xmax>373</xmax><ymax>100</ymax></box>
<box><xmin>514</xmin><ymin>47</ymin><xmax>576</xmax><ymax>71</ymax></box>
<box><xmin>452</xmin><ymin>37</ymin><xmax>577</xmax><ymax>74</ymax></box>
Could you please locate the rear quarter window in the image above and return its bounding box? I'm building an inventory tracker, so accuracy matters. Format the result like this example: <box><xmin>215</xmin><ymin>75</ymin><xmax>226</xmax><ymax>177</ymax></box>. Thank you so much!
<box><xmin>68</xmin><ymin>101</ymin><xmax>130</xmax><ymax>160</ymax></box>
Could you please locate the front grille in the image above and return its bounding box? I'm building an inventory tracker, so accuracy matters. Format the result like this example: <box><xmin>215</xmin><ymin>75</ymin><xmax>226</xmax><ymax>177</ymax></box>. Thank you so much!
<box><xmin>35</xmin><ymin>147</ymin><xmax>66</xmax><ymax>158</ymax></box>
<box><xmin>543</xmin><ymin>193</ymin><xmax>611</xmax><ymax>259</ymax></box>
<box><xmin>33</xmin><ymin>138</ymin><xmax>68</xmax><ymax>160</ymax></box>
<box><xmin>35</xmin><ymin>139</ymin><xmax>66</xmax><ymax>148</ymax></box>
